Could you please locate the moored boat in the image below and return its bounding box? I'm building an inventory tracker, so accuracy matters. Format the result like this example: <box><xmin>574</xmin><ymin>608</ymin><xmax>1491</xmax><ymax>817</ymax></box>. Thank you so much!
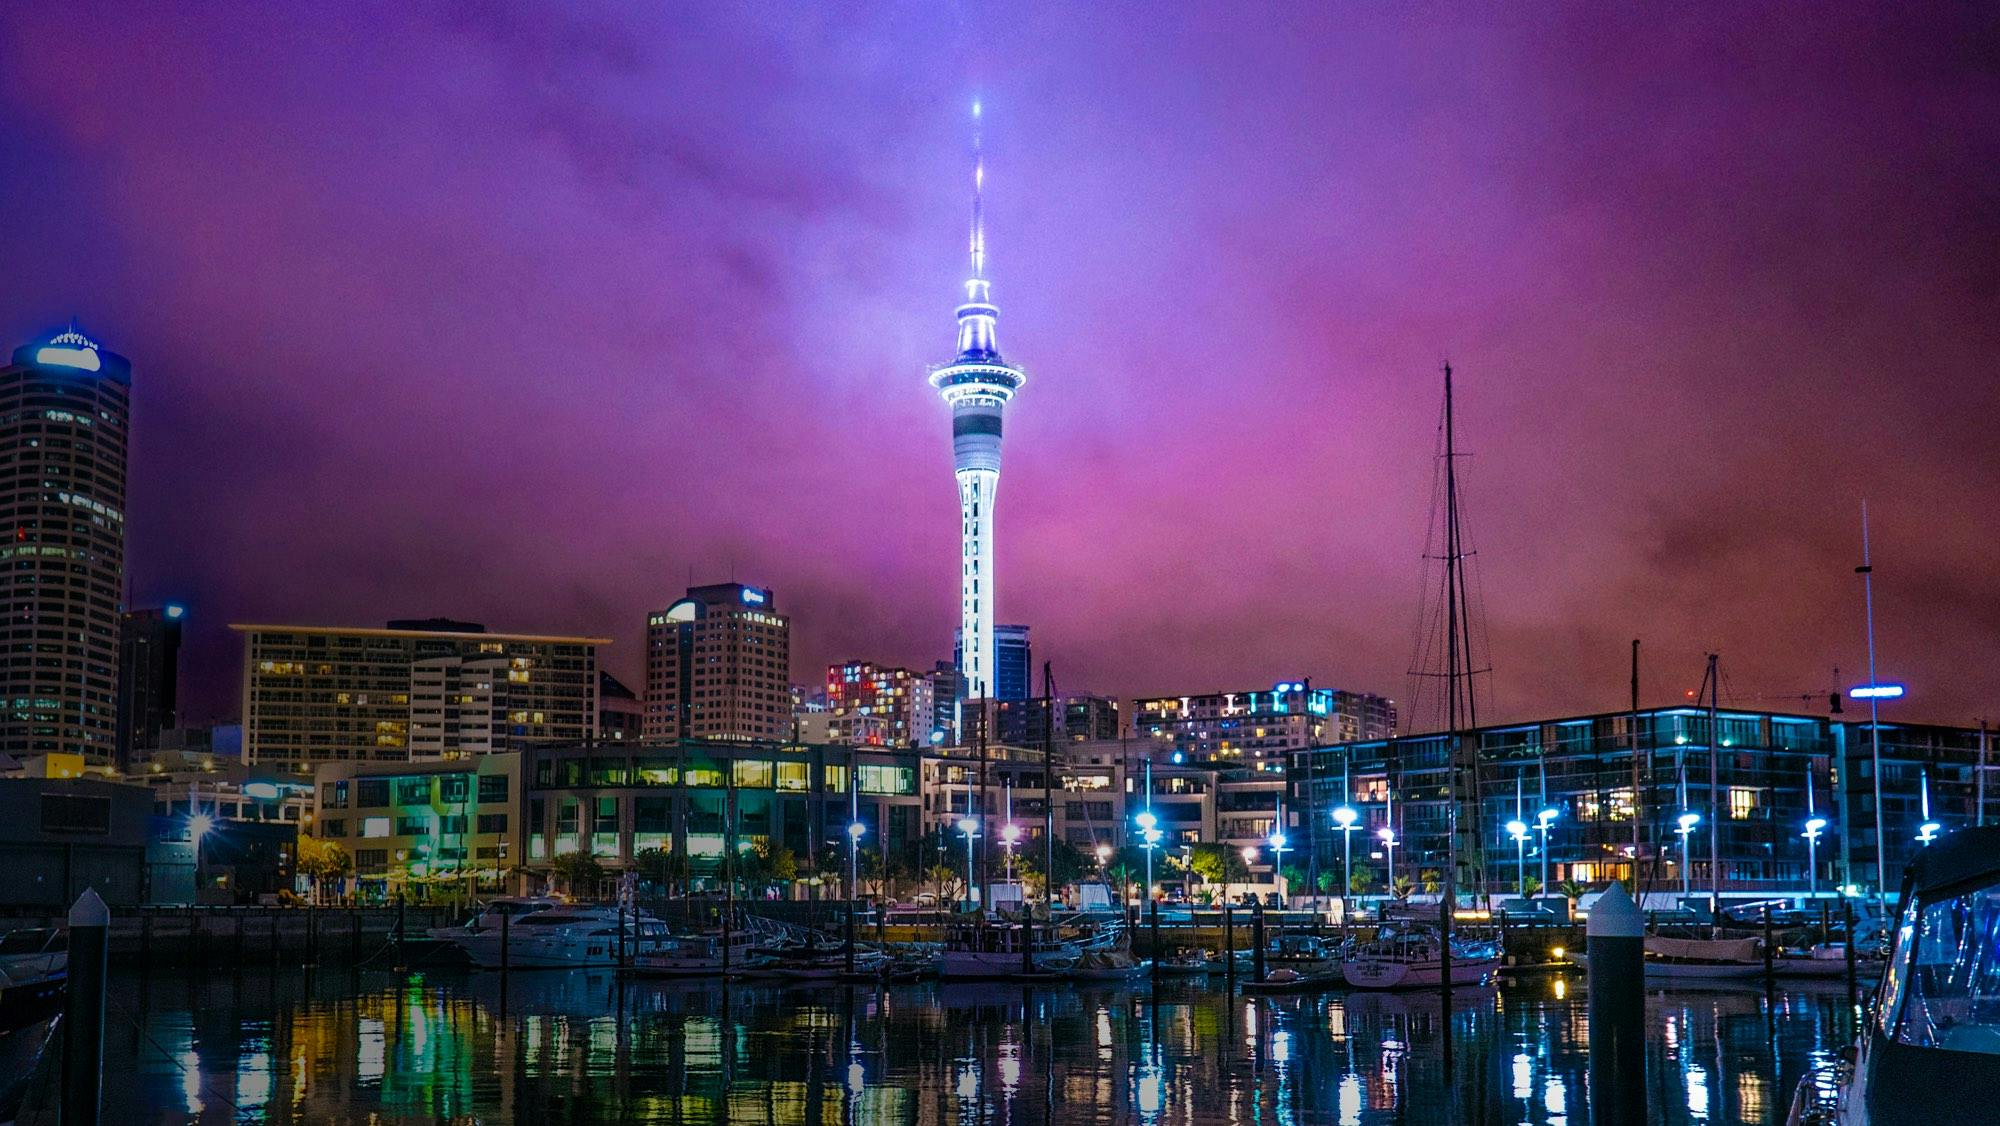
<box><xmin>1343</xmin><ymin>933</ymin><xmax>1500</xmax><ymax>989</ymax></box>
<box><xmin>627</xmin><ymin>932</ymin><xmax>756</xmax><ymax>977</ymax></box>
<box><xmin>454</xmin><ymin>905</ymin><xmax>667</xmax><ymax>968</ymax></box>
<box><xmin>0</xmin><ymin>928</ymin><xmax>67</xmax><ymax>1122</ymax></box>
<box><xmin>1643</xmin><ymin>935</ymin><xmax>1764</xmax><ymax>979</ymax></box>
<box><xmin>1788</xmin><ymin>828</ymin><xmax>2000</xmax><ymax>1126</ymax></box>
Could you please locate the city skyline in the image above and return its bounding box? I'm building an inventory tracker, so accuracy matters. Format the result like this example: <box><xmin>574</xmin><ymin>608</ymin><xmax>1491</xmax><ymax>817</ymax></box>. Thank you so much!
<box><xmin>2</xmin><ymin>6</ymin><xmax>1996</xmax><ymax>728</ymax></box>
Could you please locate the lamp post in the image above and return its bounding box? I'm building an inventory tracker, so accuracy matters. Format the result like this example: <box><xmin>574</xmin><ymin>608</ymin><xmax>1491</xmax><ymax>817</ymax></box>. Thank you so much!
<box><xmin>1802</xmin><ymin>816</ymin><xmax>1827</xmax><ymax>899</ymax></box>
<box><xmin>1505</xmin><ymin>818</ymin><xmax>1529</xmax><ymax>899</ymax></box>
<box><xmin>845</xmin><ymin>820</ymin><xmax>865</xmax><ymax>973</ymax></box>
<box><xmin>1332</xmin><ymin>804</ymin><xmax>1359</xmax><ymax>924</ymax></box>
<box><xmin>1916</xmin><ymin>770</ymin><xmax>1941</xmax><ymax>844</ymax></box>
<box><xmin>1676</xmin><ymin>812</ymin><xmax>1702</xmax><ymax>900</ymax></box>
<box><xmin>1267</xmin><ymin>828</ymin><xmax>1290</xmax><ymax>905</ymax></box>
<box><xmin>1135</xmin><ymin>810</ymin><xmax>1161</xmax><ymax>906</ymax></box>
<box><xmin>1536</xmin><ymin>807</ymin><xmax>1558</xmax><ymax>897</ymax></box>
<box><xmin>956</xmin><ymin>816</ymin><xmax>979</xmax><ymax>911</ymax></box>
<box><xmin>1240</xmin><ymin>845</ymin><xmax>1258</xmax><ymax>905</ymax></box>
<box><xmin>1001</xmin><ymin>822</ymin><xmax>1021</xmax><ymax>885</ymax></box>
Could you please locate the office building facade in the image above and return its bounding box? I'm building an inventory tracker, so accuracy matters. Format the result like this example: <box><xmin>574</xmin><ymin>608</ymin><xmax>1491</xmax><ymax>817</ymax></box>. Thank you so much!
<box><xmin>116</xmin><ymin>604</ymin><xmax>185</xmax><ymax>766</ymax></box>
<box><xmin>597</xmin><ymin>671</ymin><xmax>643</xmax><ymax>742</ymax></box>
<box><xmin>1</xmin><ymin>328</ymin><xmax>131</xmax><ymax>759</ymax></box>
<box><xmin>989</xmin><ymin>693</ymin><xmax>1121</xmax><ymax>746</ymax></box>
<box><xmin>643</xmin><ymin>583</ymin><xmax>791</xmax><ymax>743</ymax></box>
<box><xmin>314</xmin><ymin>752</ymin><xmax>523</xmax><ymax>893</ymax></box>
<box><xmin>235</xmin><ymin>622</ymin><xmax>603</xmax><ymax>770</ymax></box>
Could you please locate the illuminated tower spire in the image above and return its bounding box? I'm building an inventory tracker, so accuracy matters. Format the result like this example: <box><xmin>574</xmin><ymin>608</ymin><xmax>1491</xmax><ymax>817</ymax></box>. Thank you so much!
<box><xmin>929</xmin><ymin>98</ymin><xmax>1025</xmax><ymax>725</ymax></box>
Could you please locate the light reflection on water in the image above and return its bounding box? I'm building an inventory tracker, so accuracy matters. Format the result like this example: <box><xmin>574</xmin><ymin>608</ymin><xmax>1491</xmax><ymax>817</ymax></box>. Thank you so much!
<box><xmin>21</xmin><ymin>969</ymin><xmax>1858</xmax><ymax>1124</ymax></box>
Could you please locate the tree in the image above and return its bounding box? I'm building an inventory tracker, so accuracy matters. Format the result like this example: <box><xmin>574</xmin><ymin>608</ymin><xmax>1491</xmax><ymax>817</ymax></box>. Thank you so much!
<box><xmin>1555</xmin><ymin>879</ymin><xmax>1586</xmax><ymax>904</ymax></box>
<box><xmin>1019</xmin><ymin>839</ymin><xmax>1090</xmax><ymax>901</ymax></box>
<box><xmin>1419</xmin><ymin>869</ymin><xmax>1442</xmax><ymax>895</ymax></box>
<box><xmin>1391</xmin><ymin>874</ymin><xmax>1415</xmax><ymax>901</ymax></box>
<box><xmin>1186</xmin><ymin>842</ymin><xmax>1250</xmax><ymax>889</ymax></box>
<box><xmin>1280</xmin><ymin>863</ymin><xmax>1309</xmax><ymax>896</ymax></box>
<box><xmin>550</xmin><ymin>849</ymin><xmax>604</xmax><ymax>897</ymax></box>
<box><xmin>296</xmin><ymin>835</ymin><xmax>353</xmax><ymax>902</ymax></box>
<box><xmin>634</xmin><ymin>848</ymin><xmax>690</xmax><ymax>896</ymax></box>
<box><xmin>1523</xmin><ymin>875</ymin><xmax>1544</xmax><ymax>899</ymax></box>
<box><xmin>1348</xmin><ymin>863</ymin><xmax>1376</xmax><ymax>895</ymax></box>
<box><xmin>927</xmin><ymin>863</ymin><xmax>963</xmax><ymax>906</ymax></box>
<box><xmin>1103</xmin><ymin>846</ymin><xmax>1150</xmax><ymax>897</ymax></box>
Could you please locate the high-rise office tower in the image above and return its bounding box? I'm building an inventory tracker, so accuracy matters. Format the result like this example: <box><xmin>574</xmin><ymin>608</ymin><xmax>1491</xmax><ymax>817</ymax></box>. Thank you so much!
<box><xmin>928</xmin><ymin>101</ymin><xmax>1026</xmax><ymax>712</ymax></box>
<box><xmin>116</xmin><ymin>603</ymin><xmax>185</xmax><ymax>766</ymax></box>
<box><xmin>644</xmin><ymin>583</ymin><xmax>791</xmax><ymax>742</ymax></box>
<box><xmin>1</xmin><ymin>327</ymin><xmax>131</xmax><ymax>758</ymax></box>
<box><xmin>955</xmin><ymin>622</ymin><xmax>1031</xmax><ymax>702</ymax></box>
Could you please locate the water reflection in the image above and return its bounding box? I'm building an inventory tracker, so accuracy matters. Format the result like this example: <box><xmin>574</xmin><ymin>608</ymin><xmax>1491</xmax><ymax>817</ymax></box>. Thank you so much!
<box><xmin>20</xmin><ymin>969</ymin><xmax>1859</xmax><ymax>1124</ymax></box>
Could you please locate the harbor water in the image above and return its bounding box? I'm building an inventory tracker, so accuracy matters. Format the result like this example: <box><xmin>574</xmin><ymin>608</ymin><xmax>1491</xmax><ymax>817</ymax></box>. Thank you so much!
<box><xmin>19</xmin><ymin>967</ymin><xmax>1859</xmax><ymax>1124</ymax></box>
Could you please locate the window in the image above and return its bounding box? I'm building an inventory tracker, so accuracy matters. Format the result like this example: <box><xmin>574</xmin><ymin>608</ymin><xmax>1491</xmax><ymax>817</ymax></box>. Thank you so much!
<box><xmin>1885</xmin><ymin>879</ymin><xmax>2000</xmax><ymax>1053</ymax></box>
<box><xmin>685</xmin><ymin>765</ymin><xmax>724</xmax><ymax>788</ymax></box>
<box><xmin>858</xmin><ymin>764</ymin><xmax>914</xmax><ymax>795</ymax></box>
<box><xmin>41</xmin><ymin>794</ymin><xmax>110</xmax><ymax>835</ymax></box>
<box><xmin>477</xmin><ymin>813</ymin><xmax>507</xmax><ymax>834</ymax></box>
<box><xmin>355</xmin><ymin>849</ymin><xmax>388</xmax><ymax>874</ymax></box>
<box><xmin>1729</xmin><ymin>787</ymin><xmax>1759</xmax><ymax>820</ymax></box>
<box><xmin>776</xmin><ymin>761</ymin><xmax>809</xmax><ymax>791</ymax></box>
<box><xmin>396</xmin><ymin>779</ymin><xmax>432</xmax><ymax>806</ymax></box>
<box><xmin>360</xmin><ymin>817</ymin><xmax>390</xmax><ymax>839</ymax></box>
<box><xmin>733</xmin><ymin>760</ymin><xmax>773</xmax><ymax>789</ymax></box>
<box><xmin>439</xmin><ymin>814</ymin><xmax>468</xmax><ymax>835</ymax></box>
<box><xmin>357</xmin><ymin>780</ymin><xmax>389</xmax><ymax>808</ymax></box>
<box><xmin>637</xmin><ymin>759</ymin><xmax>677</xmax><ymax>786</ymax></box>
<box><xmin>396</xmin><ymin>817</ymin><xmax>430</xmax><ymax>836</ymax></box>
<box><xmin>324</xmin><ymin>818</ymin><xmax>346</xmax><ymax>837</ymax></box>
<box><xmin>590</xmin><ymin>758</ymin><xmax>629</xmax><ymax>786</ymax></box>
<box><xmin>326</xmin><ymin>781</ymin><xmax>349</xmax><ymax>810</ymax></box>
<box><xmin>477</xmin><ymin>773</ymin><xmax>509</xmax><ymax>803</ymax></box>
<box><xmin>440</xmin><ymin>776</ymin><xmax>469</xmax><ymax>803</ymax></box>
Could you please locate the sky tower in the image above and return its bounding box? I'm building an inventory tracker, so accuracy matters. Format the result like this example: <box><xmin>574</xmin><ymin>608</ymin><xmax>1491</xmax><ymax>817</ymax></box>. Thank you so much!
<box><xmin>929</xmin><ymin>100</ymin><xmax>1025</xmax><ymax>720</ymax></box>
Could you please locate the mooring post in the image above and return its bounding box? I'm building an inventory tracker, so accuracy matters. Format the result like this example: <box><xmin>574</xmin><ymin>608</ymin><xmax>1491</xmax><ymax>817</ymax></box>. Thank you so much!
<box><xmin>62</xmin><ymin>889</ymin><xmax>110</xmax><ymax>1126</ymax></box>
<box><xmin>1224</xmin><ymin>903</ymin><xmax>1235</xmax><ymax>981</ymax></box>
<box><xmin>1251</xmin><ymin>900</ymin><xmax>1266</xmax><ymax>985</ymax></box>
<box><xmin>1149</xmin><ymin>898</ymin><xmax>1161</xmax><ymax>981</ymax></box>
<box><xmin>1762</xmin><ymin>903</ymin><xmax>1775</xmax><ymax>985</ymax></box>
<box><xmin>1587</xmin><ymin>883</ymin><xmax>1646</xmax><ymax>1126</ymax></box>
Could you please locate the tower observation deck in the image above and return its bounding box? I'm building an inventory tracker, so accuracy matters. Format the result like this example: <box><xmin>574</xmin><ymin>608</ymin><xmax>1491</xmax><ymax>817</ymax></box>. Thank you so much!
<box><xmin>928</xmin><ymin>100</ymin><xmax>1025</xmax><ymax>720</ymax></box>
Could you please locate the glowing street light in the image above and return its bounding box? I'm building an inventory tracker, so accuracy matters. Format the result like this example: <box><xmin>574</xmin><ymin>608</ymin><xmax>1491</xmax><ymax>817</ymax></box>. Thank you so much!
<box><xmin>1000</xmin><ymin>822</ymin><xmax>1022</xmax><ymax>882</ymax></box>
<box><xmin>1535</xmin><ymin>807</ymin><xmax>1558</xmax><ymax>898</ymax></box>
<box><xmin>956</xmin><ymin>816</ymin><xmax>979</xmax><ymax>911</ymax></box>
<box><xmin>1135</xmin><ymin>810</ymin><xmax>1163</xmax><ymax>902</ymax></box>
<box><xmin>1675</xmin><ymin>811</ymin><xmax>1702</xmax><ymax>899</ymax></box>
<box><xmin>1332</xmin><ymin>805</ymin><xmax>1360</xmax><ymax>920</ymax></box>
<box><xmin>1802</xmin><ymin>816</ymin><xmax>1828</xmax><ymax>898</ymax></box>
<box><xmin>1505</xmin><ymin>818</ymin><xmax>1530</xmax><ymax>898</ymax></box>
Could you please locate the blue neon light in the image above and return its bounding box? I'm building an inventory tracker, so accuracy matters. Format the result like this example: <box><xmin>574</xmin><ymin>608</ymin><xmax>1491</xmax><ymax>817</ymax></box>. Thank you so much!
<box><xmin>35</xmin><ymin>345</ymin><xmax>100</xmax><ymax>372</ymax></box>
<box><xmin>1848</xmin><ymin>684</ymin><xmax>1905</xmax><ymax>700</ymax></box>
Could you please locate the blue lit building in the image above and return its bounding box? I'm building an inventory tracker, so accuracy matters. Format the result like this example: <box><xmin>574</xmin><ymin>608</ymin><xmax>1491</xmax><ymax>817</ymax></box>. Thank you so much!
<box><xmin>1289</xmin><ymin>706</ymin><xmax>1995</xmax><ymax>902</ymax></box>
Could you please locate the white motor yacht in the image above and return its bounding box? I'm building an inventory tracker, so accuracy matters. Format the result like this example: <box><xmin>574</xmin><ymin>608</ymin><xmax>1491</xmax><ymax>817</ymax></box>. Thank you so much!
<box><xmin>427</xmin><ymin>896</ymin><xmax>565</xmax><ymax>944</ymax></box>
<box><xmin>455</xmin><ymin>905</ymin><xmax>667</xmax><ymax>968</ymax></box>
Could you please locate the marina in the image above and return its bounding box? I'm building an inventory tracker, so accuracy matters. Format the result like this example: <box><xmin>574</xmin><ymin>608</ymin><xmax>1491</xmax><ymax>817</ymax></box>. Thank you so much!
<box><xmin>15</xmin><ymin>964</ymin><xmax>1861</xmax><ymax>1124</ymax></box>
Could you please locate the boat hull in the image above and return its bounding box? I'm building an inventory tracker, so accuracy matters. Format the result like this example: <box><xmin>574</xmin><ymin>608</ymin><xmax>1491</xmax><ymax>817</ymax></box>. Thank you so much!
<box><xmin>1642</xmin><ymin>961</ymin><xmax>1764</xmax><ymax>979</ymax></box>
<box><xmin>1344</xmin><ymin>956</ymin><xmax>1500</xmax><ymax>990</ymax></box>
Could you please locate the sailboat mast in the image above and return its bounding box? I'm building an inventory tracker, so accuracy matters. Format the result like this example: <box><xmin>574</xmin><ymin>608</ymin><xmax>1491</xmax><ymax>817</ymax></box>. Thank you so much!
<box><xmin>1443</xmin><ymin>364</ymin><xmax>1462</xmax><ymax>908</ymax></box>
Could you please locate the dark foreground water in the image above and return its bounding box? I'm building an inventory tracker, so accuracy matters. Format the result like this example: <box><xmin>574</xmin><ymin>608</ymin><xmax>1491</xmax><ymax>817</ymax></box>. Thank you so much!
<box><xmin>20</xmin><ymin>967</ymin><xmax>1861</xmax><ymax>1124</ymax></box>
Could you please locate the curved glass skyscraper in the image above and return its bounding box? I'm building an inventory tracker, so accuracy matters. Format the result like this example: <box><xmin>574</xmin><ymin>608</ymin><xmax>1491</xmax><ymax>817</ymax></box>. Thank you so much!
<box><xmin>1</xmin><ymin>326</ymin><xmax>131</xmax><ymax>757</ymax></box>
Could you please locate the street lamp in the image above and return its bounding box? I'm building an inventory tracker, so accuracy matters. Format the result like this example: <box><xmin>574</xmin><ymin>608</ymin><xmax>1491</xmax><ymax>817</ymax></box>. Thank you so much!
<box><xmin>1802</xmin><ymin>816</ymin><xmax>1828</xmax><ymax>899</ymax></box>
<box><xmin>1916</xmin><ymin>770</ymin><xmax>1942</xmax><ymax>844</ymax></box>
<box><xmin>1266</xmin><ymin>829</ymin><xmax>1290</xmax><ymax>904</ymax></box>
<box><xmin>1505</xmin><ymin>818</ymin><xmax>1530</xmax><ymax>898</ymax></box>
<box><xmin>1332</xmin><ymin>804</ymin><xmax>1359</xmax><ymax>922</ymax></box>
<box><xmin>1676</xmin><ymin>811</ymin><xmax>1702</xmax><ymax>900</ymax></box>
<box><xmin>1535</xmin><ymin>807</ymin><xmax>1558</xmax><ymax>897</ymax></box>
<box><xmin>1135</xmin><ymin>810</ymin><xmax>1162</xmax><ymax>904</ymax></box>
<box><xmin>956</xmin><ymin>816</ymin><xmax>979</xmax><ymax>911</ymax></box>
<box><xmin>1001</xmin><ymin>822</ymin><xmax>1022</xmax><ymax>883</ymax></box>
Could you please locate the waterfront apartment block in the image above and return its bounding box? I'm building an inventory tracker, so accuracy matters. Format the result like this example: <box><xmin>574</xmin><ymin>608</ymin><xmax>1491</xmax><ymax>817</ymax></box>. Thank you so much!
<box><xmin>826</xmin><ymin>660</ymin><xmax>935</xmax><ymax>747</ymax></box>
<box><xmin>983</xmin><ymin>694</ymin><xmax>1122</xmax><ymax>747</ymax></box>
<box><xmin>1</xmin><ymin>328</ymin><xmax>131</xmax><ymax>760</ymax></box>
<box><xmin>920</xmin><ymin>743</ymin><xmax>1286</xmax><ymax>895</ymax></box>
<box><xmin>235</xmin><ymin>621</ymin><xmax>604</xmax><ymax>771</ymax></box>
<box><xmin>1288</xmin><ymin>707</ymin><xmax>1997</xmax><ymax>900</ymax></box>
<box><xmin>312</xmin><ymin>753</ymin><xmax>523</xmax><ymax>892</ymax></box>
<box><xmin>1132</xmin><ymin>683</ymin><xmax>1397</xmax><ymax>768</ymax></box>
<box><xmin>516</xmin><ymin>741</ymin><xmax>924</xmax><ymax>884</ymax></box>
<box><xmin>643</xmin><ymin>583</ymin><xmax>791</xmax><ymax>743</ymax></box>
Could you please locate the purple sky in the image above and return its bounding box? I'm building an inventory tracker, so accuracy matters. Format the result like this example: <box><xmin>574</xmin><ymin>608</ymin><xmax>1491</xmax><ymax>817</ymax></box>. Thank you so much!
<box><xmin>3</xmin><ymin>4</ymin><xmax>1995</xmax><ymax>728</ymax></box>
